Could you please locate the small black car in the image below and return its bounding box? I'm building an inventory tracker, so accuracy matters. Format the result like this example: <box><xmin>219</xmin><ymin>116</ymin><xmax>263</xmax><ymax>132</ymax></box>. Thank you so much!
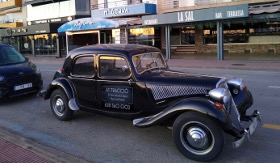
<box><xmin>41</xmin><ymin>44</ymin><xmax>260</xmax><ymax>161</ymax></box>
<box><xmin>0</xmin><ymin>43</ymin><xmax>43</xmax><ymax>99</ymax></box>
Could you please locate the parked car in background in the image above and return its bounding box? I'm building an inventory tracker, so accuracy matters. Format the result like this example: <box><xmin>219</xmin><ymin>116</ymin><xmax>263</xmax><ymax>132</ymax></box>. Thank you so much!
<box><xmin>0</xmin><ymin>43</ymin><xmax>43</xmax><ymax>99</ymax></box>
<box><xmin>40</xmin><ymin>44</ymin><xmax>260</xmax><ymax>162</ymax></box>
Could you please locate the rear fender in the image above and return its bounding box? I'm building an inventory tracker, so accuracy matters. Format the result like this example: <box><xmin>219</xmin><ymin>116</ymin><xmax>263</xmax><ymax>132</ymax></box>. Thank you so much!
<box><xmin>44</xmin><ymin>78</ymin><xmax>79</xmax><ymax>111</ymax></box>
<box><xmin>44</xmin><ymin>78</ymin><xmax>74</xmax><ymax>100</ymax></box>
<box><xmin>133</xmin><ymin>97</ymin><xmax>230</xmax><ymax>128</ymax></box>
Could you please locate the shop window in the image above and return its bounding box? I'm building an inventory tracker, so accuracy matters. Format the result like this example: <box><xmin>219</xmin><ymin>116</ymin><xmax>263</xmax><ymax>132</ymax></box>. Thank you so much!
<box><xmin>34</xmin><ymin>34</ymin><xmax>57</xmax><ymax>56</ymax></box>
<box><xmin>2</xmin><ymin>37</ymin><xmax>19</xmax><ymax>51</ymax></box>
<box><xmin>170</xmin><ymin>27</ymin><xmax>195</xmax><ymax>45</ymax></box>
<box><xmin>20</xmin><ymin>36</ymin><xmax>33</xmax><ymax>55</ymax></box>
<box><xmin>67</xmin><ymin>33</ymin><xmax>98</xmax><ymax>52</ymax></box>
<box><xmin>128</xmin><ymin>27</ymin><xmax>161</xmax><ymax>48</ymax></box>
<box><xmin>72</xmin><ymin>56</ymin><xmax>95</xmax><ymax>77</ymax></box>
<box><xmin>203</xmin><ymin>22</ymin><xmax>280</xmax><ymax>44</ymax></box>
<box><xmin>181</xmin><ymin>28</ymin><xmax>195</xmax><ymax>45</ymax></box>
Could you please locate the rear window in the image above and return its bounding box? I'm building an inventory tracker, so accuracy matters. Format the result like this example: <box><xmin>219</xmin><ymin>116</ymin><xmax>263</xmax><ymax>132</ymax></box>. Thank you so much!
<box><xmin>71</xmin><ymin>55</ymin><xmax>95</xmax><ymax>77</ymax></box>
<box><xmin>0</xmin><ymin>46</ymin><xmax>26</xmax><ymax>65</ymax></box>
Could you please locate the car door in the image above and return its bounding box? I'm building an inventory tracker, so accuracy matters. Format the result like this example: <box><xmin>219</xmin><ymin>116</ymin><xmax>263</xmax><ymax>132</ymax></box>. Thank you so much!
<box><xmin>96</xmin><ymin>54</ymin><xmax>142</xmax><ymax>115</ymax></box>
<box><xmin>68</xmin><ymin>54</ymin><xmax>97</xmax><ymax>108</ymax></box>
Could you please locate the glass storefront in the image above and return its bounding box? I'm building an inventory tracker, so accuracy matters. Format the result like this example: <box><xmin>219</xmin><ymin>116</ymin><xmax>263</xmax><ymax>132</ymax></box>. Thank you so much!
<box><xmin>20</xmin><ymin>36</ymin><xmax>33</xmax><ymax>55</ymax></box>
<box><xmin>203</xmin><ymin>22</ymin><xmax>280</xmax><ymax>44</ymax></box>
<box><xmin>128</xmin><ymin>27</ymin><xmax>161</xmax><ymax>48</ymax></box>
<box><xmin>67</xmin><ymin>32</ymin><xmax>99</xmax><ymax>52</ymax></box>
<box><xmin>34</xmin><ymin>34</ymin><xmax>58</xmax><ymax>56</ymax></box>
<box><xmin>170</xmin><ymin>26</ymin><xmax>195</xmax><ymax>45</ymax></box>
<box><xmin>1</xmin><ymin>37</ymin><xmax>19</xmax><ymax>51</ymax></box>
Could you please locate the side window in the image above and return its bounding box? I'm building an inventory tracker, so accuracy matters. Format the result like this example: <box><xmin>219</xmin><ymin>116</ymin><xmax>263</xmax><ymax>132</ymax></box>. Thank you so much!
<box><xmin>99</xmin><ymin>56</ymin><xmax>130</xmax><ymax>78</ymax></box>
<box><xmin>72</xmin><ymin>56</ymin><xmax>95</xmax><ymax>77</ymax></box>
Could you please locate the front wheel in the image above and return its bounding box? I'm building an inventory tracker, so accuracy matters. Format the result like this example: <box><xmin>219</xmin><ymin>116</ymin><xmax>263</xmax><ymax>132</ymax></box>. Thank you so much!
<box><xmin>50</xmin><ymin>89</ymin><xmax>73</xmax><ymax>121</ymax></box>
<box><xmin>172</xmin><ymin>112</ymin><xmax>224</xmax><ymax>162</ymax></box>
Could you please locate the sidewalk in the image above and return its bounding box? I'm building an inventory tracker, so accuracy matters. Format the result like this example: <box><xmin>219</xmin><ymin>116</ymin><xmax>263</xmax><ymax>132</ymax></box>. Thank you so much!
<box><xmin>28</xmin><ymin>56</ymin><xmax>280</xmax><ymax>72</ymax></box>
<box><xmin>0</xmin><ymin>128</ymin><xmax>90</xmax><ymax>163</ymax></box>
<box><xmin>167</xmin><ymin>59</ymin><xmax>280</xmax><ymax>72</ymax></box>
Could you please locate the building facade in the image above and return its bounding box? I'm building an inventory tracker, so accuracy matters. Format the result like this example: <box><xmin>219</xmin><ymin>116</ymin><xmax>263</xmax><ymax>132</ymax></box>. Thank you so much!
<box><xmin>143</xmin><ymin>0</ymin><xmax>280</xmax><ymax>60</ymax></box>
<box><xmin>0</xmin><ymin>0</ymin><xmax>91</xmax><ymax>57</ymax></box>
<box><xmin>58</xmin><ymin>0</ymin><xmax>157</xmax><ymax>55</ymax></box>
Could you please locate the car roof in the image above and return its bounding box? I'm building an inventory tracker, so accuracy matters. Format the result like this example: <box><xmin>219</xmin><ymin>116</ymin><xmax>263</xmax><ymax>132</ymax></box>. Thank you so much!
<box><xmin>0</xmin><ymin>43</ymin><xmax>10</xmax><ymax>48</ymax></box>
<box><xmin>68</xmin><ymin>44</ymin><xmax>161</xmax><ymax>58</ymax></box>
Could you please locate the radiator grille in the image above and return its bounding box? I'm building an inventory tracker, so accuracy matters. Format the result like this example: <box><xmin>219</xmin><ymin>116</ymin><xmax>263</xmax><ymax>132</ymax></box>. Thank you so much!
<box><xmin>149</xmin><ymin>85</ymin><xmax>207</xmax><ymax>100</ymax></box>
<box><xmin>217</xmin><ymin>78</ymin><xmax>244</xmax><ymax>130</ymax></box>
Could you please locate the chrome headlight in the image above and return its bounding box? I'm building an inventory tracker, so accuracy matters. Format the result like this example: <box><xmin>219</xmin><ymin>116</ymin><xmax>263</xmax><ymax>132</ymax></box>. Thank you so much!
<box><xmin>0</xmin><ymin>75</ymin><xmax>5</xmax><ymax>82</ymax></box>
<box><xmin>227</xmin><ymin>78</ymin><xmax>247</xmax><ymax>95</ymax></box>
<box><xmin>209</xmin><ymin>88</ymin><xmax>231</xmax><ymax>104</ymax></box>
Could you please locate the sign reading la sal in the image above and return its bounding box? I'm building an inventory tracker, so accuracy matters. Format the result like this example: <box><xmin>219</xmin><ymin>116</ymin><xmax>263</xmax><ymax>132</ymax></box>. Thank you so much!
<box><xmin>142</xmin><ymin>4</ymin><xmax>248</xmax><ymax>25</ymax></box>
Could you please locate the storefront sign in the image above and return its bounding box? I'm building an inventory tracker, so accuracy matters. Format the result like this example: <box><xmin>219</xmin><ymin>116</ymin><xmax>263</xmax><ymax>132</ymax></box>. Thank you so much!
<box><xmin>28</xmin><ymin>17</ymin><xmax>72</xmax><ymax>26</ymax></box>
<box><xmin>91</xmin><ymin>3</ymin><xmax>156</xmax><ymax>18</ymax></box>
<box><xmin>142</xmin><ymin>4</ymin><xmax>248</xmax><ymax>25</ymax></box>
<box><xmin>58</xmin><ymin>18</ymin><xmax>119</xmax><ymax>33</ymax></box>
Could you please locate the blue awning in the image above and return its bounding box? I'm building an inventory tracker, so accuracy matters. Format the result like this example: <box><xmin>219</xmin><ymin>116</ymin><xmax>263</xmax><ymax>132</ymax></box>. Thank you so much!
<box><xmin>57</xmin><ymin>17</ymin><xmax>119</xmax><ymax>33</ymax></box>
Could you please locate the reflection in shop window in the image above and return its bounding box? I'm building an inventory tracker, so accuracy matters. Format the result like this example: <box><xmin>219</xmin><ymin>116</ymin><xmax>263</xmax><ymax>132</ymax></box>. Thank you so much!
<box><xmin>203</xmin><ymin>22</ymin><xmax>280</xmax><ymax>44</ymax></box>
<box><xmin>20</xmin><ymin>36</ymin><xmax>33</xmax><ymax>55</ymax></box>
<box><xmin>170</xmin><ymin>26</ymin><xmax>195</xmax><ymax>45</ymax></box>
<box><xmin>128</xmin><ymin>27</ymin><xmax>161</xmax><ymax>48</ymax></box>
<box><xmin>34</xmin><ymin>34</ymin><xmax>57</xmax><ymax>56</ymax></box>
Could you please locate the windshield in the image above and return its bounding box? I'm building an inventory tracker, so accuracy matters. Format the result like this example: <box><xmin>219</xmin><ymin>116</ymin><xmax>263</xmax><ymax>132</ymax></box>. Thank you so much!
<box><xmin>0</xmin><ymin>46</ymin><xmax>26</xmax><ymax>66</ymax></box>
<box><xmin>132</xmin><ymin>52</ymin><xmax>167</xmax><ymax>74</ymax></box>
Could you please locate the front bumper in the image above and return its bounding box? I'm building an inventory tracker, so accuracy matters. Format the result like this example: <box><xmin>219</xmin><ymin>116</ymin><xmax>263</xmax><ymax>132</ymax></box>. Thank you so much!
<box><xmin>232</xmin><ymin>110</ymin><xmax>261</xmax><ymax>148</ymax></box>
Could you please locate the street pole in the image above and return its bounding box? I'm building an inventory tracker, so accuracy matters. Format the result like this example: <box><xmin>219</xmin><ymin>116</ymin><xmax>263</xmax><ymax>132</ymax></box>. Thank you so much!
<box><xmin>217</xmin><ymin>21</ymin><xmax>224</xmax><ymax>60</ymax></box>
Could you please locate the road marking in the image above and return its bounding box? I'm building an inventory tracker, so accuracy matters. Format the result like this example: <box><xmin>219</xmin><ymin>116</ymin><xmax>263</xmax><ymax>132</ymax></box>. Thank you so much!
<box><xmin>268</xmin><ymin>86</ymin><xmax>280</xmax><ymax>89</ymax></box>
<box><xmin>263</xmin><ymin>124</ymin><xmax>280</xmax><ymax>130</ymax></box>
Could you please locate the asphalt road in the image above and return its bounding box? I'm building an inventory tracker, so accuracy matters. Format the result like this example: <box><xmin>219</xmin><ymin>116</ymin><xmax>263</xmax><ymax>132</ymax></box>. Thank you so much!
<box><xmin>0</xmin><ymin>61</ymin><xmax>279</xmax><ymax>163</ymax></box>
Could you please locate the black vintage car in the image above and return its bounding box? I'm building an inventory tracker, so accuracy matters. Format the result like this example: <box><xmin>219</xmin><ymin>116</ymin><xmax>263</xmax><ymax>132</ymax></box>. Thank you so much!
<box><xmin>0</xmin><ymin>43</ymin><xmax>43</xmax><ymax>99</ymax></box>
<box><xmin>41</xmin><ymin>44</ymin><xmax>260</xmax><ymax>161</ymax></box>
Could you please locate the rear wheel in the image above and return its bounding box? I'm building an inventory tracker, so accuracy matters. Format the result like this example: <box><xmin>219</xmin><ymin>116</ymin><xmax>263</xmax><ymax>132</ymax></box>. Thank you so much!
<box><xmin>50</xmin><ymin>89</ymin><xmax>73</xmax><ymax>121</ymax></box>
<box><xmin>172</xmin><ymin>112</ymin><xmax>224</xmax><ymax>162</ymax></box>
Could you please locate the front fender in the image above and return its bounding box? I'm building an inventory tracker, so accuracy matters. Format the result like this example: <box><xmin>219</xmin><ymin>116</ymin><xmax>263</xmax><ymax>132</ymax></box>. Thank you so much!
<box><xmin>233</xmin><ymin>89</ymin><xmax>253</xmax><ymax>115</ymax></box>
<box><xmin>44</xmin><ymin>78</ymin><xmax>75</xmax><ymax>101</ymax></box>
<box><xmin>133</xmin><ymin>97</ymin><xmax>230</xmax><ymax>128</ymax></box>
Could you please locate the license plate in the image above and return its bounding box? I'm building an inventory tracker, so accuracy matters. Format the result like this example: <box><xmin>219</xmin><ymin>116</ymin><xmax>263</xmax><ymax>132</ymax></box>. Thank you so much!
<box><xmin>249</xmin><ymin>117</ymin><xmax>258</xmax><ymax>135</ymax></box>
<box><xmin>14</xmin><ymin>83</ymin><xmax>32</xmax><ymax>91</ymax></box>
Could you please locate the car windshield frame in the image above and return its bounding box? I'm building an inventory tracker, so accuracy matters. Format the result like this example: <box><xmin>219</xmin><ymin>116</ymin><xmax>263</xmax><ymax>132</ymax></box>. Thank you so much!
<box><xmin>132</xmin><ymin>52</ymin><xmax>167</xmax><ymax>74</ymax></box>
<box><xmin>0</xmin><ymin>46</ymin><xmax>26</xmax><ymax>66</ymax></box>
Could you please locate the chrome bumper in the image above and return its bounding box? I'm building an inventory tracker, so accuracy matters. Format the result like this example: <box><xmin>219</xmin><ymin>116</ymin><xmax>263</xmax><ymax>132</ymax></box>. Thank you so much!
<box><xmin>232</xmin><ymin>110</ymin><xmax>261</xmax><ymax>148</ymax></box>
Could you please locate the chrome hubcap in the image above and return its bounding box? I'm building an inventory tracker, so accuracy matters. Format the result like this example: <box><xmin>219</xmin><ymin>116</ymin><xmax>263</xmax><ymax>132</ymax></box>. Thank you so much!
<box><xmin>53</xmin><ymin>98</ymin><xmax>64</xmax><ymax>116</ymax></box>
<box><xmin>187</xmin><ymin>127</ymin><xmax>208</xmax><ymax>149</ymax></box>
<box><xmin>180</xmin><ymin>121</ymin><xmax>214</xmax><ymax>155</ymax></box>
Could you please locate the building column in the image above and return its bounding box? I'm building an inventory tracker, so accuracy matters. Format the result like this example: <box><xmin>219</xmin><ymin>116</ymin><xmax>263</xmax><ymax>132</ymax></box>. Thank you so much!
<box><xmin>31</xmin><ymin>37</ymin><xmax>35</xmax><ymax>57</ymax></box>
<box><xmin>56</xmin><ymin>37</ymin><xmax>60</xmax><ymax>57</ymax></box>
<box><xmin>165</xmin><ymin>25</ymin><xmax>171</xmax><ymax>59</ymax></box>
<box><xmin>217</xmin><ymin>21</ymin><xmax>224</xmax><ymax>60</ymax></box>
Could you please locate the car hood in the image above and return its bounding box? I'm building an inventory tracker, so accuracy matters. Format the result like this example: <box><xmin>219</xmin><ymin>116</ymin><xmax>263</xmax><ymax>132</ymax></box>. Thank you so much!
<box><xmin>144</xmin><ymin>70</ymin><xmax>221</xmax><ymax>101</ymax></box>
<box><xmin>0</xmin><ymin>61</ymin><xmax>37</xmax><ymax>78</ymax></box>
